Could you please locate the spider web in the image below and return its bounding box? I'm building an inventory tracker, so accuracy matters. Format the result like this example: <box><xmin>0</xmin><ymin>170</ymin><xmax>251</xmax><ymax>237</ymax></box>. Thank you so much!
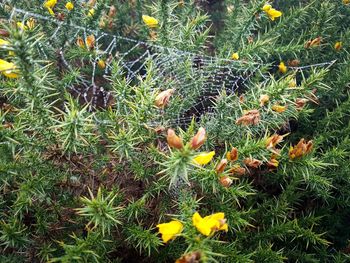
<box><xmin>7</xmin><ymin>7</ymin><xmax>336</xmax><ymax>127</ymax></box>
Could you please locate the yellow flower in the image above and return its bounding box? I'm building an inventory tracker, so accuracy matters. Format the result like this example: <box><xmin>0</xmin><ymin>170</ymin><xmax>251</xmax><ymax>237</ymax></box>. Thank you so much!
<box><xmin>231</xmin><ymin>52</ymin><xmax>239</xmax><ymax>60</ymax></box>
<box><xmin>97</xmin><ymin>59</ymin><xmax>106</xmax><ymax>69</ymax></box>
<box><xmin>142</xmin><ymin>15</ymin><xmax>159</xmax><ymax>28</ymax></box>
<box><xmin>16</xmin><ymin>18</ymin><xmax>35</xmax><ymax>31</ymax></box>
<box><xmin>278</xmin><ymin>62</ymin><xmax>287</xmax><ymax>74</ymax></box>
<box><xmin>0</xmin><ymin>59</ymin><xmax>19</xmax><ymax>78</ymax></box>
<box><xmin>65</xmin><ymin>2</ymin><xmax>74</xmax><ymax>11</ymax></box>
<box><xmin>43</xmin><ymin>0</ymin><xmax>57</xmax><ymax>9</ymax></box>
<box><xmin>156</xmin><ymin>220</ymin><xmax>183</xmax><ymax>243</ymax></box>
<box><xmin>17</xmin><ymin>22</ymin><xmax>28</xmax><ymax>31</ymax></box>
<box><xmin>192</xmin><ymin>151</ymin><xmax>215</xmax><ymax>166</ymax></box>
<box><xmin>343</xmin><ymin>0</ymin><xmax>350</xmax><ymax>5</ymax></box>
<box><xmin>0</xmin><ymin>38</ymin><xmax>10</xmax><ymax>47</ymax></box>
<box><xmin>88</xmin><ymin>8</ymin><xmax>95</xmax><ymax>17</ymax></box>
<box><xmin>334</xmin><ymin>41</ymin><xmax>343</xmax><ymax>51</ymax></box>
<box><xmin>272</xmin><ymin>104</ymin><xmax>287</xmax><ymax>113</ymax></box>
<box><xmin>26</xmin><ymin>18</ymin><xmax>36</xmax><ymax>30</ymax></box>
<box><xmin>262</xmin><ymin>4</ymin><xmax>282</xmax><ymax>21</ymax></box>
<box><xmin>192</xmin><ymin>212</ymin><xmax>228</xmax><ymax>236</ymax></box>
<box><xmin>47</xmin><ymin>7</ymin><xmax>55</xmax><ymax>16</ymax></box>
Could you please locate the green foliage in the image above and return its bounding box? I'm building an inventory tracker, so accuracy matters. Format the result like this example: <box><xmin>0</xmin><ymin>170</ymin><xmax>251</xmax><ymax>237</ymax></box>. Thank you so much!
<box><xmin>0</xmin><ymin>0</ymin><xmax>350</xmax><ymax>262</ymax></box>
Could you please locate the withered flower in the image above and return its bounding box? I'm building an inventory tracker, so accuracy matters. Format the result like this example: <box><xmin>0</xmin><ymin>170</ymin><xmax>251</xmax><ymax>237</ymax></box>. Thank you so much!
<box><xmin>259</xmin><ymin>94</ymin><xmax>270</xmax><ymax>107</ymax></box>
<box><xmin>265</xmin><ymin>134</ymin><xmax>286</xmax><ymax>149</ymax></box>
<box><xmin>243</xmin><ymin>158</ymin><xmax>263</xmax><ymax>169</ymax></box>
<box><xmin>155</xmin><ymin>89</ymin><xmax>175</xmax><ymax>108</ymax></box>
<box><xmin>267</xmin><ymin>158</ymin><xmax>279</xmax><ymax>169</ymax></box>
<box><xmin>272</xmin><ymin>104</ymin><xmax>287</xmax><ymax>113</ymax></box>
<box><xmin>167</xmin><ymin>129</ymin><xmax>184</xmax><ymax>150</ymax></box>
<box><xmin>305</xmin><ymin>37</ymin><xmax>322</xmax><ymax>48</ymax></box>
<box><xmin>288</xmin><ymin>59</ymin><xmax>300</xmax><ymax>67</ymax></box>
<box><xmin>219</xmin><ymin>175</ymin><xmax>233</xmax><ymax>188</ymax></box>
<box><xmin>175</xmin><ymin>251</ymin><xmax>201</xmax><ymax>263</ymax></box>
<box><xmin>236</xmin><ymin>109</ymin><xmax>260</xmax><ymax>126</ymax></box>
<box><xmin>190</xmin><ymin>127</ymin><xmax>206</xmax><ymax>150</ymax></box>
<box><xmin>108</xmin><ymin>5</ymin><xmax>117</xmax><ymax>18</ymax></box>
<box><xmin>295</xmin><ymin>98</ymin><xmax>309</xmax><ymax>110</ymax></box>
<box><xmin>226</xmin><ymin>147</ymin><xmax>238</xmax><ymax>162</ymax></box>
<box><xmin>229</xmin><ymin>165</ymin><xmax>246</xmax><ymax>176</ymax></box>
<box><xmin>0</xmin><ymin>29</ymin><xmax>9</xmax><ymax>37</ymax></box>
<box><xmin>289</xmin><ymin>138</ymin><xmax>313</xmax><ymax>160</ymax></box>
<box><xmin>216</xmin><ymin>159</ymin><xmax>228</xmax><ymax>174</ymax></box>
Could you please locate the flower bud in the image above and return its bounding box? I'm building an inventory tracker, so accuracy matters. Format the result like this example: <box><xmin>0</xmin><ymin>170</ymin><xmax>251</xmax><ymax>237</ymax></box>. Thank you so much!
<box><xmin>155</xmin><ymin>89</ymin><xmax>174</xmax><ymax>108</ymax></box>
<box><xmin>190</xmin><ymin>127</ymin><xmax>206</xmax><ymax>150</ymax></box>
<box><xmin>219</xmin><ymin>176</ymin><xmax>233</xmax><ymax>188</ymax></box>
<box><xmin>167</xmin><ymin>129</ymin><xmax>184</xmax><ymax>150</ymax></box>
<box><xmin>215</xmin><ymin>159</ymin><xmax>228</xmax><ymax>174</ymax></box>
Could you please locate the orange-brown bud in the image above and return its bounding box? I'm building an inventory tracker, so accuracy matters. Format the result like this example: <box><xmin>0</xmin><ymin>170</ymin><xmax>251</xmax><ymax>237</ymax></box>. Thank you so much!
<box><xmin>243</xmin><ymin>158</ymin><xmax>263</xmax><ymax>169</ymax></box>
<box><xmin>219</xmin><ymin>176</ymin><xmax>233</xmax><ymax>188</ymax></box>
<box><xmin>190</xmin><ymin>127</ymin><xmax>206</xmax><ymax>150</ymax></box>
<box><xmin>215</xmin><ymin>159</ymin><xmax>228</xmax><ymax>174</ymax></box>
<box><xmin>155</xmin><ymin>89</ymin><xmax>175</xmax><ymax>108</ymax></box>
<box><xmin>226</xmin><ymin>147</ymin><xmax>238</xmax><ymax>162</ymax></box>
<box><xmin>167</xmin><ymin>129</ymin><xmax>184</xmax><ymax>150</ymax></box>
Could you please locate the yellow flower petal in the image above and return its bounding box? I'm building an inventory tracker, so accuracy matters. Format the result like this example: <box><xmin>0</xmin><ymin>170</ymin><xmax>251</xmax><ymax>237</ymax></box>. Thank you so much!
<box><xmin>231</xmin><ymin>52</ymin><xmax>239</xmax><ymax>60</ymax></box>
<box><xmin>26</xmin><ymin>18</ymin><xmax>36</xmax><ymax>30</ymax></box>
<box><xmin>334</xmin><ymin>41</ymin><xmax>342</xmax><ymax>51</ymax></box>
<box><xmin>262</xmin><ymin>4</ymin><xmax>272</xmax><ymax>12</ymax></box>
<box><xmin>65</xmin><ymin>2</ymin><xmax>74</xmax><ymax>11</ymax></box>
<box><xmin>43</xmin><ymin>0</ymin><xmax>57</xmax><ymax>9</ymax></box>
<box><xmin>278</xmin><ymin>62</ymin><xmax>287</xmax><ymax>74</ymax></box>
<box><xmin>262</xmin><ymin>4</ymin><xmax>282</xmax><ymax>21</ymax></box>
<box><xmin>0</xmin><ymin>38</ymin><xmax>10</xmax><ymax>47</ymax></box>
<box><xmin>267</xmin><ymin>9</ymin><xmax>282</xmax><ymax>21</ymax></box>
<box><xmin>192</xmin><ymin>212</ymin><xmax>228</xmax><ymax>236</ymax></box>
<box><xmin>192</xmin><ymin>151</ymin><xmax>215</xmax><ymax>166</ymax></box>
<box><xmin>47</xmin><ymin>7</ymin><xmax>55</xmax><ymax>16</ymax></box>
<box><xmin>88</xmin><ymin>9</ymin><xmax>95</xmax><ymax>17</ymax></box>
<box><xmin>272</xmin><ymin>104</ymin><xmax>287</xmax><ymax>113</ymax></box>
<box><xmin>0</xmin><ymin>59</ymin><xmax>19</xmax><ymax>78</ymax></box>
<box><xmin>156</xmin><ymin>220</ymin><xmax>183</xmax><ymax>243</ymax></box>
<box><xmin>17</xmin><ymin>22</ymin><xmax>28</xmax><ymax>31</ymax></box>
<box><xmin>142</xmin><ymin>15</ymin><xmax>159</xmax><ymax>28</ymax></box>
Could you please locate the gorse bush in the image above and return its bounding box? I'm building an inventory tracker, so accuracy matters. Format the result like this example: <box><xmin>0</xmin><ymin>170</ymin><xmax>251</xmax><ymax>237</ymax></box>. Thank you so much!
<box><xmin>0</xmin><ymin>0</ymin><xmax>350</xmax><ymax>262</ymax></box>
